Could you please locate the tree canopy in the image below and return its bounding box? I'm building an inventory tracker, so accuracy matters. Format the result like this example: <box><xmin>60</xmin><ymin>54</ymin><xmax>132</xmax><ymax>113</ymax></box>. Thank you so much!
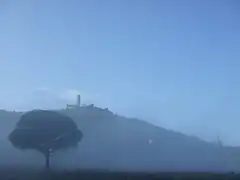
<box><xmin>8</xmin><ymin>110</ymin><xmax>83</xmax><ymax>169</ymax></box>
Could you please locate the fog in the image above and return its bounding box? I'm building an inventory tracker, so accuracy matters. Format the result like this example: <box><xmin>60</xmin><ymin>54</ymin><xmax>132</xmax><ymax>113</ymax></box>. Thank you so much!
<box><xmin>1</xmin><ymin>108</ymin><xmax>240</xmax><ymax>172</ymax></box>
<box><xmin>1</xmin><ymin>0</ymin><xmax>240</xmax><ymax>173</ymax></box>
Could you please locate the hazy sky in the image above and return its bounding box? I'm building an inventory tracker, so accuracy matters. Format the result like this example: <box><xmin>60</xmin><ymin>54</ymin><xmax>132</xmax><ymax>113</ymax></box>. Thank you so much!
<box><xmin>1</xmin><ymin>0</ymin><xmax>240</xmax><ymax>145</ymax></box>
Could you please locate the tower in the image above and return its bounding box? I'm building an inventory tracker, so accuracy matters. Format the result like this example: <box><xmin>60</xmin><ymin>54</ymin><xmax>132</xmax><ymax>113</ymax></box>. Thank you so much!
<box><xmin>77</xmin><ymin>94</ymin><xmax>81</xmax><ymax>107</ymax></box>
<box><xmin>66</xmin><ymin>94</ymin><xmax>81</xmax><ymax>109</ymax></box>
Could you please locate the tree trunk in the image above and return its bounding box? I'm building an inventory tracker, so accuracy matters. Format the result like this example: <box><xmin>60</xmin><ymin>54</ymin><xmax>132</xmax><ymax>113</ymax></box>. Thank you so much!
<box><xmin>45</xmin><ymin>148</ymin><xmax>50</xmax><ymax>171</ymax></box>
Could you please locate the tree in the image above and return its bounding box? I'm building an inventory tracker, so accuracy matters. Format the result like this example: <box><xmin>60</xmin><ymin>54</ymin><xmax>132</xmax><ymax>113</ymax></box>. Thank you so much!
<box><xmin>8</xmin><ymin>110</ymin><xmax>83</xmax><ymax>170</ymax></box>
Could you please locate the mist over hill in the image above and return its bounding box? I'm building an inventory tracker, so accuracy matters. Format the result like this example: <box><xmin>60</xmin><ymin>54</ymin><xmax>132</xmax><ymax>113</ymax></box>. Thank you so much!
<box><xmin>0</xmin><ymin>106</ymin><xmax>240</xmax><ymax>172</ymax></box>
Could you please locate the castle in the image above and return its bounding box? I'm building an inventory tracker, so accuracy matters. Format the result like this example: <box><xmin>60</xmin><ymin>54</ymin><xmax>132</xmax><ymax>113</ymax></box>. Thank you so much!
<box><xmin>66</xmin><ymin>94</ymin><xmax>81</xmax><ymax>109</ymax></box>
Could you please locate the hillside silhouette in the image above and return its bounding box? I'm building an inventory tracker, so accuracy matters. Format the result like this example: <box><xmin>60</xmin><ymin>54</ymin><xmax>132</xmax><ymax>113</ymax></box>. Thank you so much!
<box><xmin>1</xmin><ymin>106</ymin><xmax>240</xmax><ymax>172</ymax></box>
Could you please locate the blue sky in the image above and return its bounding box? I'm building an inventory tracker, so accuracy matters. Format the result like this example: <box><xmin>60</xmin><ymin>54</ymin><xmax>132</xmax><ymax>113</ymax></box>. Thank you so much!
<box><xmin>1</xmin><ymin>0</ymin><xmax>240</xmax><ymax>145</ymax></box>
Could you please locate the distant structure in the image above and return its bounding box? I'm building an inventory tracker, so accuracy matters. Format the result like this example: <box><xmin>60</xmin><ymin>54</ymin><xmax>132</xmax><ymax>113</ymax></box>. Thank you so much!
<box><xmin>66</xmin><ymin>94</ymin><xmax>81</xmax><ymax>109</ymax></box>
<box><xmin>217</xmin><ymin>136</ymin><xmax>223</xmax><ymax>148</ymax></box>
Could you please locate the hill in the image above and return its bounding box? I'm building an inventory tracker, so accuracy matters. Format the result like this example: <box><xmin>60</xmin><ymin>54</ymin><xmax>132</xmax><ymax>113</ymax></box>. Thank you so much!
<box><xmin>0</xmin><ymin>106</ymin><xmax>240</xmax><ymax>172</ymax></box>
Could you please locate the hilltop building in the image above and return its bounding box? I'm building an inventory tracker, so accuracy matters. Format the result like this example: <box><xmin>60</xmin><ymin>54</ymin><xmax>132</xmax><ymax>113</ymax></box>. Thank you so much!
<box><xmin>66</xmin><ymin>94</ymin><xmax>81</xmax><ymax>109</ymax></box>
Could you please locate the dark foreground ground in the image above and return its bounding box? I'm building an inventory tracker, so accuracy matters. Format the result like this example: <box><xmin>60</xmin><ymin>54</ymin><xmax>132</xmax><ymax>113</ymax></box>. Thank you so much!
<box><xmin>0</xmin><ymin>168</ymin><xmax>239</xmax><ymax>180</ymax></box>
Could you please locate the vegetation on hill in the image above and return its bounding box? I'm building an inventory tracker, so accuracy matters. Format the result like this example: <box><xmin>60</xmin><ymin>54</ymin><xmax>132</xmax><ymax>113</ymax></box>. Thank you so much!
<box><xmin>0</xmin><ymin>106</ymin><xmax>240</xmax><ymax>172</ymax></box>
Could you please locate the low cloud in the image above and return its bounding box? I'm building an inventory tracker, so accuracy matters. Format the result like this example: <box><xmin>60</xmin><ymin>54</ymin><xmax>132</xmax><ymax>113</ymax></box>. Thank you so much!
<box><xmin>26</xmin><ymin>88</ymin><xmax>102</xmax><ymax>109</ymax></box>
<box><xmin>59</xmin><ymin>89</ymin><xmax>102</xmax><ymax>106</ymax></box>
<box><xmin>59</xmin><ymin>89</ymin><xmax>81</xmax><ymax>102</ymax></box>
